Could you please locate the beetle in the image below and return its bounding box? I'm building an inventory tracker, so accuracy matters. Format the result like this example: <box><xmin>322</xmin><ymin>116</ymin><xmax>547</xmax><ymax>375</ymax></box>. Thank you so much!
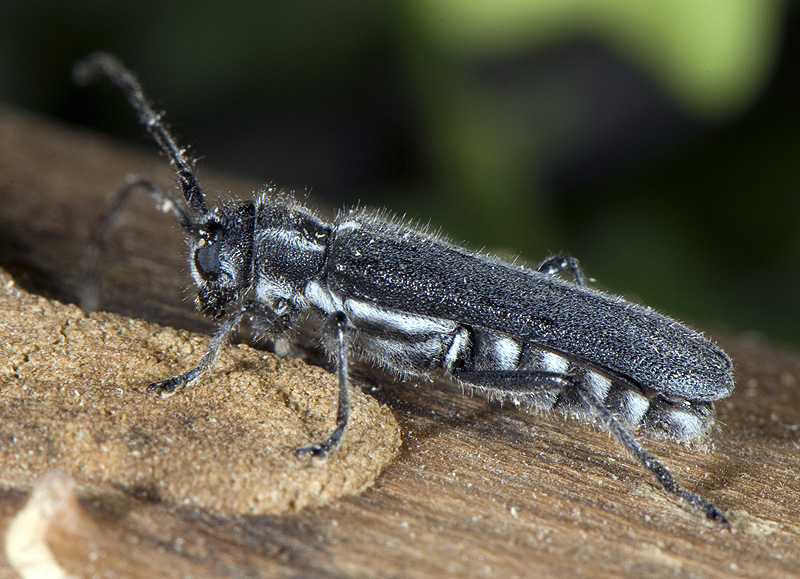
<box><xmin>73</xmin><ymin>52</ymin><xmax>734</xmax><ymax>525</ymax></box>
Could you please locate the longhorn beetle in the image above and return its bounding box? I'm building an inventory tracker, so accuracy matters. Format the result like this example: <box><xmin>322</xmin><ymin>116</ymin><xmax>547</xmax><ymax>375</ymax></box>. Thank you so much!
<box><xmin>73</xmin><ymin>53</ymin><xmax>734</xmax><ymax>525</ymax></box>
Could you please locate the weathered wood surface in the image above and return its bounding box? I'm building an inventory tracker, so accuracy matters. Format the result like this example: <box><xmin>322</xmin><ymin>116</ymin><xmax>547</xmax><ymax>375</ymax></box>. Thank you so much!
<box><xmin>1</xmin><ymin>107</ymin><xmax>800</xmax><ymax>578</ymax></box>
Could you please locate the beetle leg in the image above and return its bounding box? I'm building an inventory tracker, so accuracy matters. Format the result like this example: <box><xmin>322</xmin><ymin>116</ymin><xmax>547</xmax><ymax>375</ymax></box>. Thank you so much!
<box><xmin>452</xmin><ymin>367</ymin><xmax>729</xmax><ymax>526</ymax></box>
<box><xmin>81</xmin><ymin>177</ymin><xmax>192</xmax><ymax>313</ymax></box>
<box><xmin>295</xmin><ymin>312</ymin><xmax>351</xmax><ymax>458</ymax></box>
<box><xmin>536</xmin><ymin>254</ymin><xmax>587</xmax><ymax>286</ymax></box>
<box><xmin>147</xmin><ymin>300</ymin><xmax>284</xmax><ymax>395</ymax></box>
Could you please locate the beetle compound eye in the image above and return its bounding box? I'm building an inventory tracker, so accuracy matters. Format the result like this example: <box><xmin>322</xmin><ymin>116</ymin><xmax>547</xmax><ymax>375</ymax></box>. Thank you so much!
<box><xmin>194</xmin><ymin>240</ymin><xmax>221</xmax><ymax>282</ymax></box>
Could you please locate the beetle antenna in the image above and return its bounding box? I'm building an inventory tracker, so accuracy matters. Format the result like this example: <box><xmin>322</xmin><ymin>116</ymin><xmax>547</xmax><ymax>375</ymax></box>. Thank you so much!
<box><xmin>73</xmin><ymin>52</ymin><xmax>208</xmax><ymax>215</ymax></box>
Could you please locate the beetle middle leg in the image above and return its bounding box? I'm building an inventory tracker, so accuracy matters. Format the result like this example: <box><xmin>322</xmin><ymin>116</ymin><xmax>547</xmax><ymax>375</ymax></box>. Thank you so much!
<box><xmin>295</xmin><ymin>312</ymin><xmax>352</xmax><ymax>458</ymax></box>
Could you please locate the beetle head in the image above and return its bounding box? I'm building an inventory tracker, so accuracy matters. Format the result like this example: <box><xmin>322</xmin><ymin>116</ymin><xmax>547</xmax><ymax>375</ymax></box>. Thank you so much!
<box><xmin>189</xmin><ymin>202</ymin><xmax>255</xmax><ymax>319</ymax></box>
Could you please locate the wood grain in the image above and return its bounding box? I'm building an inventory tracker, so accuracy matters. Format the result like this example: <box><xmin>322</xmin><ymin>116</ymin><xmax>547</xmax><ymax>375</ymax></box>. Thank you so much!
<box><xmin>2</xmin><ymin>106</ymin><xmax>800</xmax><ymax>578</ymax></box>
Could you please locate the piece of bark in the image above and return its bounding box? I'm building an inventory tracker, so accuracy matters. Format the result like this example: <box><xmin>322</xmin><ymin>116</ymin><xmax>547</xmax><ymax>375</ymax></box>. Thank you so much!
<box><xmin>2</xmin><ymin>105</ymin><xmax>800</xmax><ymax>578</ymax></box>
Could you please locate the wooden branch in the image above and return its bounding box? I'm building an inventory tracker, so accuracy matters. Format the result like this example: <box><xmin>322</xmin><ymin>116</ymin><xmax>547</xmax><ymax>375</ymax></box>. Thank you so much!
<box><xmin>1</xmin><ymin>106</ymin><xmax>800</xmax><ymax>577</ymax></box>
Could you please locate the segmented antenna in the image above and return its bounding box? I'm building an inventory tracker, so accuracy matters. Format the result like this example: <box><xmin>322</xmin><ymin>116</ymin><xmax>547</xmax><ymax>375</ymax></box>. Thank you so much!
<box><xmin>72</xmin><ymin>52</ymin><xmax>208</xmax><ymax>215</ymax></box>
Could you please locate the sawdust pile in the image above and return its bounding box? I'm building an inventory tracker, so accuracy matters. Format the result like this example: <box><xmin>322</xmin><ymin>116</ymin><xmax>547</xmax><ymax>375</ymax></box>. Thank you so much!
<box><xmin>0</xmin><ymin>268</ymin><xmax>401</xmax><ymax>514</ymax></box>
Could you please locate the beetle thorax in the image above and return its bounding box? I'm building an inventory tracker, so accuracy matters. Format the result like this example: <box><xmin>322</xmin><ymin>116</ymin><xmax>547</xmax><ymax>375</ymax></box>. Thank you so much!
<box><xmin>251</xmin><ymin>201</ymin><xmax>331</xmax><ymax>316</ymax></box>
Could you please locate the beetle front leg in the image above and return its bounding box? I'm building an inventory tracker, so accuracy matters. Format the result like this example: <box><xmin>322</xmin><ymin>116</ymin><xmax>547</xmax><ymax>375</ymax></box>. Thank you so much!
<box><xmin>295</xmin><ymin>312</ymin><xmax>351</xmax><ymax>458</ymax></box>
<box><xmin>82</xmin><ymin>176</ymin><xmax>193</xmax><ymax>313</ymax></box>
<box><xmin>148</xmin><ymin>300</ymin><xmax>283</xmax><ymax>395</ymax></box>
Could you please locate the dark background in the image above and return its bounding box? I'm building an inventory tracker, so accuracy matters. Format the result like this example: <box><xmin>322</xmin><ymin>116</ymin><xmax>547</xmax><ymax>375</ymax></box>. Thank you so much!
<box><xmin>2</xmin><ymin>1</ymin><xmax>800</xmax><ymax>344</ymax></box>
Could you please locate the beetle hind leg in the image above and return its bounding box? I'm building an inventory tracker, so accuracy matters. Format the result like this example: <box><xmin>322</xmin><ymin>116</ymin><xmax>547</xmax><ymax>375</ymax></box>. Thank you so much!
<box><xmin>450</xmin><ymin>364</ymin><xmax>729</xmax><ymax>525</ymax></box>
<box><xmin>536</xmin><ymin>254</ymin><xmax>588</xmax><ymax>286</ymax></box>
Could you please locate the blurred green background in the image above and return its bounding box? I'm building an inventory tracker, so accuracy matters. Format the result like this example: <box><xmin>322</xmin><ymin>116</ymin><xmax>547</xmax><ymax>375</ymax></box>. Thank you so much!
<box><xmin>2</xmin><ymin>0</ymin><xmax>800</xmax><ymax>344</ymax></box>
